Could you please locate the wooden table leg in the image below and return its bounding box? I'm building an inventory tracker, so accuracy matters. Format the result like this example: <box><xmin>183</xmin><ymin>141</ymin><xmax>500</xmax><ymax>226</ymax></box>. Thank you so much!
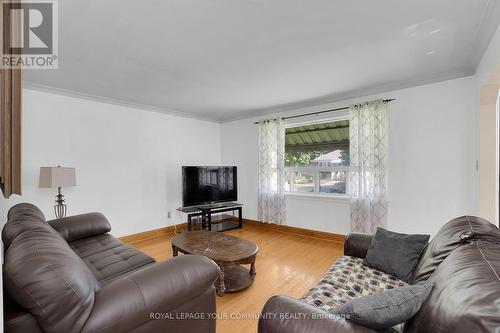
<box><xmin>217</xmin><ymin>265</ymin><xmax>225</xmax><ymax>296</ymax></box>
<box><xmin>250</xmin><ymin>261</ymin><xmax>256</xmax><ymax>280</ymax></box>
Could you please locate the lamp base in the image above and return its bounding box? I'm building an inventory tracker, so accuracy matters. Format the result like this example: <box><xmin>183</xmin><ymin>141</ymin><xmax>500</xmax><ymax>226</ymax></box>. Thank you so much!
<box><xmin>54</xmin><ymin>187</ymin><xmax>67</xmax><ymax>219</ymax></box>
<box><xmin>54</xmin><ymin>203</ymin><xmax>66</xmax><ymax>219</ymax></box>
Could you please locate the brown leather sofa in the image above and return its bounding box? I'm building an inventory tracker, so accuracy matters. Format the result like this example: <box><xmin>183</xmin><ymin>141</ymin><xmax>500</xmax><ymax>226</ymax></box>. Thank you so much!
<box><xmin>258</xmin><ymin>216</ymin><xmax>500</xmax><ymax>333</ymax></box>
<box><xmin>2</xmin><ymin>203</ymin><xmax>220</xmax><ymax>333</ymax></box>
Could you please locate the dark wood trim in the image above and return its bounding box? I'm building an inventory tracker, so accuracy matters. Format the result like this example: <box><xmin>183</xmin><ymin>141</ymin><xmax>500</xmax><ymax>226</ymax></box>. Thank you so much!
<box><xmin>11</xmin><ymin>68</ymin><xmax>22</xmax><ymax>192</ymax></box>
<box><xmin>1</xmin><ymin>0</ymin><xmax>12</xmax><ymax>196</ymax></box>
<box><xmin>120</xmin><ymin>219</ymin><xmax>346</xmax><ymax>245</ymax></box>
<box><xmin>119</xmin><ymin>223</ymin><xmax>188</xmax><ymax>244</ymax></box>
<box><xmin>1</xmin><ymin>0</ymin><xmax>22</xmax><ymax>198</ymax></box>
<box><xmin>1</xmin><ymin>66</ymin><xmax>12</xmax><ymax>197</ymax></box>
<box><xmin>243</xmin><ymin>218</ymin><xmax>346</xmax><ymax>243</ymax></box>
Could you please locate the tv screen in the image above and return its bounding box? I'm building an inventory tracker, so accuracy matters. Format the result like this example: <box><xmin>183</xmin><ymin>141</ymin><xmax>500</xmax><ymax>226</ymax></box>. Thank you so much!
<box><xmin>182</xmin><ymin>166</ymin><xmax>237</xmax><ymax>207</ymax></box>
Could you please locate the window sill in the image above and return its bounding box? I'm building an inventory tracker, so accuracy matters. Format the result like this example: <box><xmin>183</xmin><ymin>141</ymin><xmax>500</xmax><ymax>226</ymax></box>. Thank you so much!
<box><xmin>285</xmin><ymin>192</ymin><xmax>351</xmax><ymax>203</ymax></box>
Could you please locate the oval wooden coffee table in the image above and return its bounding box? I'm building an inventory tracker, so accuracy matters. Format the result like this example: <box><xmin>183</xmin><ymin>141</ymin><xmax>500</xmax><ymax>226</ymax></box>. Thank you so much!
<box><xmin>171</xmin><ymin>231</ymin><xmax>259</xmax><ymax>296</ymax></box>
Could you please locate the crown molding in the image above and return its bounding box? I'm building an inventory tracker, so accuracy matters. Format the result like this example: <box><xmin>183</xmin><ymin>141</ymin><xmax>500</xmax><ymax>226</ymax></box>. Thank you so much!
<box><xmin>25</xmin><ymin>68</ymin><xmax>474</xmax><ymax>124</ymax></box>
<box><xmin>23</xmin><ymin>81</ymin><xmax>221</xmax><ymax>123</ymax></box>
<box><xmin>219</xmin><ymin>69</ymin><xmax>474</xmax><ymax>123</ymax></box>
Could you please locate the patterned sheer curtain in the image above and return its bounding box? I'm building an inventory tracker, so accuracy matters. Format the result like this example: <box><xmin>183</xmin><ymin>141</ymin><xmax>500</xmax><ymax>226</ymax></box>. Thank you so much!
<box><xmin>349</xmin><ymin>100</ymin><xmax>389</xmax><ymax>233</ymax></box>
<box><xmin>258</xmin><ymin>118</ymin><xmax>286</xmax><ymax>225</ymax></box>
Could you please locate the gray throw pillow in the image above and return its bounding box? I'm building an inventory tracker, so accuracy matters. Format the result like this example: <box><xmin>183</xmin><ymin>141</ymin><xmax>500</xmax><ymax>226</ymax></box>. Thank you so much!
<box><xmin>363</xmin><ymin>228</ymin><xmax>430</xmax><ymax>282</ymax></box>
<box><xmin>330</xmin><ymin>283</ymin><xmax>433</xmax><ymax>330</ymax></box>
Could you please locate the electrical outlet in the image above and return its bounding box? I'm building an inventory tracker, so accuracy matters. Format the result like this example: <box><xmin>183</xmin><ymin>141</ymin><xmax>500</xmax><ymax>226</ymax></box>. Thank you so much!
<box><xmin>167</xmin><ymin>211</ymin><xmax>172</xmax><ymax>219</ymax></box>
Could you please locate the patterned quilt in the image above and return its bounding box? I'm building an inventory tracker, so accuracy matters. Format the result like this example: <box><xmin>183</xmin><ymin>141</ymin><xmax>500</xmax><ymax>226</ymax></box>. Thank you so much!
<box><xmin>301</xmin><ymin>255</ymin><xmax>408</xmax><ymax>332</ymax></box>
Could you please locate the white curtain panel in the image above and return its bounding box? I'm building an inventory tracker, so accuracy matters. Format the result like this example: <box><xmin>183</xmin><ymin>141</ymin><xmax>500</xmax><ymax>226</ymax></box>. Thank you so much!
<box><xmin>258</xmin><ymin>118</ymin><xmax>286</xmax><ymax>225</ymax></box>
<box><xmin>349</xmin><ymin>100</ymin><xmax>389</xmax><ymax>233</ymax></box>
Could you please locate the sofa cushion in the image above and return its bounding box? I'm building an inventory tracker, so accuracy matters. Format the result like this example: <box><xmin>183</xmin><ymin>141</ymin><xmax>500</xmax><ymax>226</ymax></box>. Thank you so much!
<box><xmin>405</xmin><ymin>239</ymin><xmax>500</xmax><ymax>333</ymax></box>
<box><xmin>4</xmin><ymin>293</ymin><xmax>43</xmax><ymax>333</ymax></box>
<box><xmin>363</xmin><ymin>228</ymin><xmax>429</xmax><ymax>283</ymax></box>
<box><xmin>70</xmin><ymin>233</ymin><xmax>155</xmax><ymax>285</ymax></box>
<box><xmin>2</xmin><ymin>203</ymin><xmax>46</xmax><ymax>249</ymax></box>
<box><xmin>301</xmin><ymin>256</ymin><xmax>409</xmax><ymax>333</ymax></box>
<box><xmin>301</xmin><ymin>256</ymin><xmax>407</xmax><ymax>312</ymax></box>
<box><xmin>2</xmin><ymin>203</ymin><xmax>99</xmax><ymax>333</ymax></box>
<box><xmin>48</xmin><ymin>212</ymin><xmax>111</xmax><ymax>242</ymax></box>
<box><xmin>331</xmin><ymin>283</ymin><xmax>433</xmax><ymax>330</ymax></box>
<box><xmin>412</xmin><ymin>215</ymin><xmax>500</xmax><ymax>283</ymax></box>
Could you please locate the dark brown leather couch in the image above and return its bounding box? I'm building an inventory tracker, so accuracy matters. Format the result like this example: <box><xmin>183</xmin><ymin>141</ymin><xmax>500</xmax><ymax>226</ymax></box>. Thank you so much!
<box><xmin>258</xmin><ymin>216</ymin><xmax>500</xmax><ymax>333</ymax></box>
<box><xmin>2</xmin><ymin>203</ymin><xmax>220</xmax><ymax>333</ymax></box>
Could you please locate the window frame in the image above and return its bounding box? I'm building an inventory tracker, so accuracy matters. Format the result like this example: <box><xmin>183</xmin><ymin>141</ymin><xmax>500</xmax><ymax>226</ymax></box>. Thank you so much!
<box><xmin>284</xmin><ymin>116</ymin><xmax>350</xmax><ymax>198</ymax></box>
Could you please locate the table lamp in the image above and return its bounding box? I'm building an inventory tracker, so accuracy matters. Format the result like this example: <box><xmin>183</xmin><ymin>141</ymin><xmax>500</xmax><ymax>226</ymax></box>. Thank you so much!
<box><xmin>39</xmin><ymin>166</ymin><xmax>76</xmax><ymax>219</ymax></box>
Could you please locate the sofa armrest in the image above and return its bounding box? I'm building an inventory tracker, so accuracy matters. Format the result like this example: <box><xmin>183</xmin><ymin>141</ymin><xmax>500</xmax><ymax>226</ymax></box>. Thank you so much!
<box><xmin>82</xmin><ymin>255</ymin><xmax>220</xmax><ymax>333</ymax></box>
<box><xmin>48</xmin><ymin>212</ymin><xmax>111</xmax><ymax>242</ymax></box>
<box><xmin>343</xmin><ymin>233</ymin><xmax>374</xmax><ymax>259</ymax></box>
<box><xmin>258</xmin><ymin>295</ymin><xmax>376</xmax><ymax>333</ymax></box>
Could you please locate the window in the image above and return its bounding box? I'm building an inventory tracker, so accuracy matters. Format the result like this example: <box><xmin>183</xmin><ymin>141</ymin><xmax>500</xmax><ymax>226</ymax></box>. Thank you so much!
<box><xmin>284</xmin><ymin>119</ymin><xmax>349</xmax><ymax>195</ymax></box>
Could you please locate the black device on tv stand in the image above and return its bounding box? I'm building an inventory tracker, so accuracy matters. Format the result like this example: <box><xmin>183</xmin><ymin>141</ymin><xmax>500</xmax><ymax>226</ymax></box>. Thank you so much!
<box><xmin>182</xmin><ymin>166</ymin><xmax>237</xmax><ymax>208</ymax></box>
<box><xmin>180</xmin><ymin>166</ymin><xmax>242</xmax><ymax>232</ymax></box>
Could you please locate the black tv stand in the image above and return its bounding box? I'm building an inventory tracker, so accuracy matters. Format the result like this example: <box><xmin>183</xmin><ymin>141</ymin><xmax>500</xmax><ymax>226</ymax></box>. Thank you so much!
<box><xmin>176</xmin><ymin>202</ymin><xmax>243</xmax><ymax>232</ymax></box>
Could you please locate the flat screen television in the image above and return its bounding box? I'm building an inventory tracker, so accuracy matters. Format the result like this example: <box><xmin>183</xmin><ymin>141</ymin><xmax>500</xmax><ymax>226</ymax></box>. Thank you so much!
<box><xmin>182</xmin><ymin>166</ymin><xmax>237</xmax><ymax>207</ymax></box>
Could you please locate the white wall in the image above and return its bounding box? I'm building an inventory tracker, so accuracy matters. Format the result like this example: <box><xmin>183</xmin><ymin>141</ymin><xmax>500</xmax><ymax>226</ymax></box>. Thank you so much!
<box><xmin>0</xmin><ymin>89</ymin><xmax>221</xmax><ymax>237</ymax></box>
<box><xmin>221</xmin><ymin>76</ymin><xmax>477</xmax><ymax>236</ymax></box>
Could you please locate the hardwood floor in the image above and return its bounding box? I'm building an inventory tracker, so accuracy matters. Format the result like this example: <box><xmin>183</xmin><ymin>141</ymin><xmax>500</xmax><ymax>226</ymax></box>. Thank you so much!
<box><xmin>123</xmin><ymin>223</ymin><xmax>344</xmax><ymax>333</ymax></box>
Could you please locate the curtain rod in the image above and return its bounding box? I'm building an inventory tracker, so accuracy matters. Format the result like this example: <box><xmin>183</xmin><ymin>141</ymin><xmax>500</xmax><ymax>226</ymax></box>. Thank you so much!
<box><xmin>253</xmin><ymin>98</ymin><xmax>396</xmax><ymax>124</ymax></box>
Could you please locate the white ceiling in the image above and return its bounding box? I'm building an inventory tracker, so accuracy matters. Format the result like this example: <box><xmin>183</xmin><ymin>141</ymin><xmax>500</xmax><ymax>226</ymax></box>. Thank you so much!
<box><xmin>25</xmin><ymin>0</ymin><xmax>500</xmax><ymax>122</ymax></box>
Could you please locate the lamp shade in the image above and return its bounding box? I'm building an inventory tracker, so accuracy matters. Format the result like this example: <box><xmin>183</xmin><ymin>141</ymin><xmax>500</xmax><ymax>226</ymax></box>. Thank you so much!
<box><xmin>39</xmin><ymin>167</ymin><xmax>76</xmax><ymax>188</ymax></box>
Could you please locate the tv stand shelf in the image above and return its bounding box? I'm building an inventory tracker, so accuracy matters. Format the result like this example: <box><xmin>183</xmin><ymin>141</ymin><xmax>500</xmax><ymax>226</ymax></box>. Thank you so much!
<box><xmin>177</xmin><ymin>203</ymin><xmax>243</xmax><ymax>232</ymax></box>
